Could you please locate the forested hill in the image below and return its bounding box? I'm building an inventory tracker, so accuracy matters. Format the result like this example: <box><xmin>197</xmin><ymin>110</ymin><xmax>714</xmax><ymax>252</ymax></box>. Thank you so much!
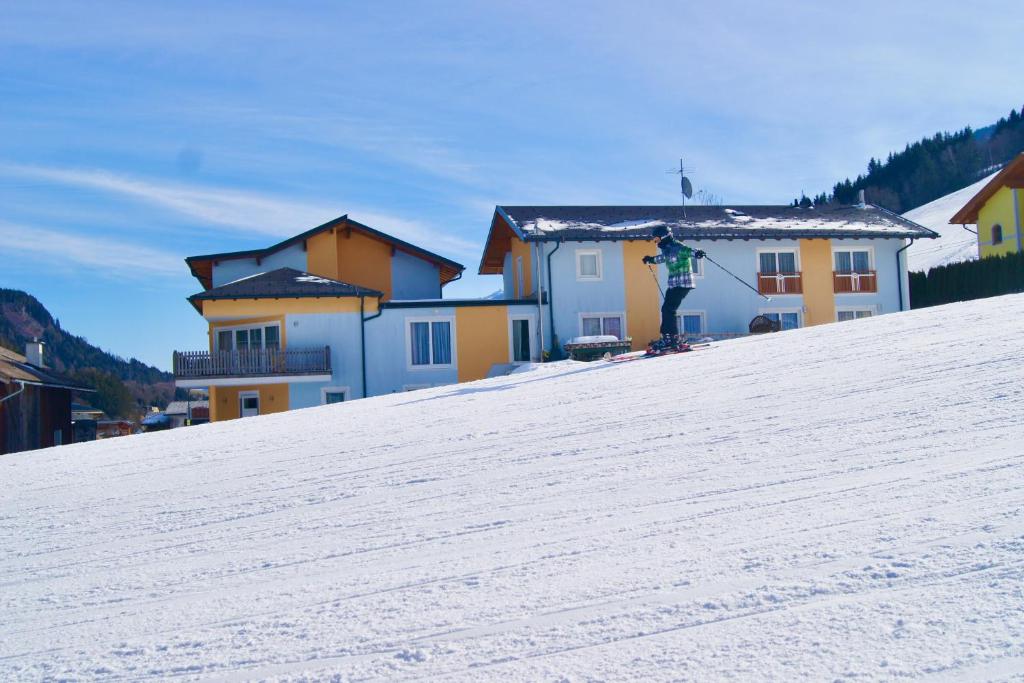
<box><xmin>0</xmin><ymin>288</ymin><xmax>179</xmax><ymax>414</ymax></box>
<box><xmin>800</xmin><ymin>106</ymin><xmax>1024</xmax><ymax>213</ymax></box>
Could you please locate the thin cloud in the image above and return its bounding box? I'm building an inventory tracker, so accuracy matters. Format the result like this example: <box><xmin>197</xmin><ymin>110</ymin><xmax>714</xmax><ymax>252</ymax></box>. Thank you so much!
<box><xmin>0</xmin><ymin>221</ymin><xmax>183</xmax><ymax>280</ymax></box>
<box><xmin>0</xmin><ymin>164</ymin><xmax>483</xmax><ymax>260</ymax></box>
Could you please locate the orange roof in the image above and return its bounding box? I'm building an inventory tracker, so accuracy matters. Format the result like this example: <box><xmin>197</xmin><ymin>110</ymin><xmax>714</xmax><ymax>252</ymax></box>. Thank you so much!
<box><xmin>950</xmin><ymin>154</ymin><xmax>1024</xmax><ymax>225</ymax></box>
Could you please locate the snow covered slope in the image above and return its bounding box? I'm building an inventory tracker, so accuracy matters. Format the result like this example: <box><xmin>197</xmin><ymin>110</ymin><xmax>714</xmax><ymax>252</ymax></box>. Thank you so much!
<box><xmin>904</xmin><ymin>173</ymin><xmax>995</xmax><ymax>272</ymax></box>
<box><xmin>4</xmin><ymin>296</ymin><xmax>1024</xmax><ymax>681</ymax></box>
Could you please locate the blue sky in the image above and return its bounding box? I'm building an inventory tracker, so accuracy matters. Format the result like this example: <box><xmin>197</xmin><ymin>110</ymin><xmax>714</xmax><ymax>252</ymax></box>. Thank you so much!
<box><xmin>1</xmin><ymin>0</ymin><xmax>1020</xmax><ymax>370</ymax></box>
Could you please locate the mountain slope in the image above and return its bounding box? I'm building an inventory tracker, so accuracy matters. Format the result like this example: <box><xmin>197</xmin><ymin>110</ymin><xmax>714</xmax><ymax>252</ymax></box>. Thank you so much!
<box><xmin>0</xmin><ymin>288</ymin><xmax>178</xmax><ymax>411</ymax></box>
<box><xmin>3</xmin><ymin>296</ymin><xmax>1023</xmax><ymax>680</ymax></box>
<box><xmin>903</xmin><ymin>172</ymin><xmax>994</xmax><ymax>272</ymax></box>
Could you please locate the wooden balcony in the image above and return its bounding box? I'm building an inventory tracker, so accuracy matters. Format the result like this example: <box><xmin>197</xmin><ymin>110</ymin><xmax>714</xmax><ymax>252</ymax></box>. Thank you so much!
<box><xmin>833</xmin><ymin>270</ymin><xmax>878</xmax><ymax>293</ymax></box>
<box><xmin>757</xmin><ymin>272</ymin><xmax>803</xmax><ymax>295</ymax></box>
<box><xmin>173</xmin><ymin>347</ymin><xmax>331</xmax><ymax>385</ymax></box>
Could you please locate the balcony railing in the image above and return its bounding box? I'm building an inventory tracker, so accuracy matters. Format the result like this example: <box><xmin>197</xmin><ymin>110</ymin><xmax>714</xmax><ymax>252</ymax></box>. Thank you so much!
<box><xmin>757</xmin><ymin>272</ymin><xmax>803</xmax><ymax>295</ymax></box>
<box><xmin>173</xmin><ymin>346</ymin><xmax>331</xmax><ymax>380</ymax></box>
<box><xmin>833</xmin><ymin>270</ymin><xmax>877</xmax><ymax>293</ymax></box>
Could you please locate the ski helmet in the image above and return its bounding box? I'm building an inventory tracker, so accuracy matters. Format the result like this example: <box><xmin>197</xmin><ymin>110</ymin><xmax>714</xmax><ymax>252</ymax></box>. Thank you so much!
<box><xmin>652</xmin><ymin>225</ymin><xmax>670</xmax><ymax>239</ymax></box>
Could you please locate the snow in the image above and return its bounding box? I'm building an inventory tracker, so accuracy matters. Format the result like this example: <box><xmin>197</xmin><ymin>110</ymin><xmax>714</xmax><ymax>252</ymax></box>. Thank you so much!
<box><xmin>4</xmin><ymin>295</ymin><xmax>1024</xmax><ymax>680</ymax></box>
<box><xmin>293</xmin><ymin>274</ymin><xmax>337</xmax><ymax>285</ymax></box>
<box><xmin>903</xmin><ymin>173</ymin><xmax>995</xmax><ymax>272</ymax></box>
<box><xmin>566</xmin><ymin>335</ymin><xmax>620</xmax><ymax>344</ymax></box>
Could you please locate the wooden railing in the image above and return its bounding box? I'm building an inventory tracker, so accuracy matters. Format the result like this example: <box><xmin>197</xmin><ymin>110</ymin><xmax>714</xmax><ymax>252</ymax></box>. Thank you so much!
<box><xmin>173</xmin><ymin>346</ymin><xmax>331</xmax><ymax>380</ymax></box>
<box><xmin>757</xmin><ymin>272</ymin><xmax>803</xmax><ymax>295</ymax></box>
<box><xmin>833</xmin><ymin>270</ymin><xmax>877</xmax><ymax>293</ymax></box>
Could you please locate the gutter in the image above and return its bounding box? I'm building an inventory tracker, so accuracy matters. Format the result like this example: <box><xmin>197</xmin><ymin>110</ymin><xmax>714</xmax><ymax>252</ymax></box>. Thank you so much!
<box><xmin>0</xmin><ymin>380</ymin><xmax>26</xmax><ymax>406</ymax></box>
<box><xmin>360</xmin><ymin>295</ymin><xmax>385</xmax><ymax>398</ymax></box>
<box><xmin>546</xmin><ymin>239</ymin><xmax>563</xmax><ymax>359</ymax></box>
<box><xmin>535</xmin><ymin>242</ymin><xmax>545</xmax><ymax>362</ymax></box>
<box><xmin>1015</xmin><ymin>188</ymin><xmax>1022</xmax><ymax>253</ymax></box>
<box><xmin>896</xmin><ymin>239</ymin><xmax>915</xmax><ymax>311</ymax></box>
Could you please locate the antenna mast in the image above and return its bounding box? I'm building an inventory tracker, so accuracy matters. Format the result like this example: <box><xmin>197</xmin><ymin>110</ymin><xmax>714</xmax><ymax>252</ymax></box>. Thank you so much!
<box><xmin>666</xmin><ymin>158</ymin><xmax>693</xmax><ymax>218</ymax></box>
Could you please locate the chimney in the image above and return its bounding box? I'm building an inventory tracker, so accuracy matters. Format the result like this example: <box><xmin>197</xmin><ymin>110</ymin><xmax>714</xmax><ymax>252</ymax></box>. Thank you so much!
<box><xmin>25</xmin><ymin>339</ymin><xmax>45</xmax><ymax>367</ymax></box>
<box><xmin>857</xmin><ymin>189</ymin><xmax>866</xmax><ymax>208</ymax></box>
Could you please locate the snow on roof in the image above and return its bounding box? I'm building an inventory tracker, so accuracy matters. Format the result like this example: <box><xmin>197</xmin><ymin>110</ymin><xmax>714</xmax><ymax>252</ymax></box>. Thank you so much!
<box><xmin>499</xmin><ymin>204</ymin><xmax>937</xmax><ymax>241</ymax></box>
<box><xmin>4</xmin><ymin>294</ymin><xmax>1023</xmax><ymax>678</ymax></box>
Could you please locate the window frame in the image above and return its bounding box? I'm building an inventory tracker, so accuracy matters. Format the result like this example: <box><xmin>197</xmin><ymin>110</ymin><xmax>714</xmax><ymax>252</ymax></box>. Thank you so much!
<box><xmin>238</xmin><ymin>390</ymin><xmax>260</xmax><ymax>417</ymax></box>
<box><xmin>213</xmin><ymin>321</ymin><xmax>282</xmax><ymax>351</ymax></box>
<box><xmin>836</xmin><ymin>305</ymin><xmax>878</xmax><ymax>322</ymax></box>
<box><xmin>575</xmin><ymin>248</ymin><xmax>603</xmax><ymax>282</ymax></box>
<box><xmin>404</xmin><ymin>316</ymin><xmax>456</xmax><ymax>371</ymax></box>
<box><xmin>674</xmin><ymin>310</ymin><xmax>707</xmax><ymax>337</ymax></box>
<box><xmin>832</xmin><ymin>246</ymin><xmax>875</xmax><ymax>273</ymax></box>
<box><xmin>320</xmin><ymin>385</ymin><xmax>350</xmax><ymax>405</ymax></box>
<box><xmin>508</xmin><ymin>313</ymin><xmax>538</xmax><ymax>363</ymax></box>
<box><xmin>758</xmin><ymin>307</ymin><xmax>803</xmax><ymax>331</ymax></box>
<box><xmin>578</xmin><ymin>312</ymin><xmax>626</xmax><ymax>339</ymax></box>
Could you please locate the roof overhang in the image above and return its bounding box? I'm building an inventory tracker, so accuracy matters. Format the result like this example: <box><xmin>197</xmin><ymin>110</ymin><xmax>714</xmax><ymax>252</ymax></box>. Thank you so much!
<box><xmin>950</xmin><ymin>154</ymin><xmax>1024</xmax><ymax>225</ymax></box>
<box><xmin>478</xmin><ymin>208</ymin><xmax>526</xmax><ymax>275</ymax></box>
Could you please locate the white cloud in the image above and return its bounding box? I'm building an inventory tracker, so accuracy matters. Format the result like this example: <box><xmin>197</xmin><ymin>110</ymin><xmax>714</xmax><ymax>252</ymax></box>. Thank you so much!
<box><xmin>0</xmin><ymin>221</ymin><xmax>183</xmax><ymax>280</ymax></box>
<box><xmin>0</xmin><ymin>164</ymin><xmax>483</xmax><ymax>260</ymax></box>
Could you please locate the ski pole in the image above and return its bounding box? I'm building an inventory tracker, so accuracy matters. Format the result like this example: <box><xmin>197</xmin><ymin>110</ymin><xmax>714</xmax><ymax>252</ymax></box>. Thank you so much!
<box><xmin>647</xmin><ymin>263</ymin><xmax>665</xmax><ymax>300</ymax></box>
<box><xmin>703</xmin><ymin>254</ymin><xmax>773</xmax><ymax>302</ymax></box>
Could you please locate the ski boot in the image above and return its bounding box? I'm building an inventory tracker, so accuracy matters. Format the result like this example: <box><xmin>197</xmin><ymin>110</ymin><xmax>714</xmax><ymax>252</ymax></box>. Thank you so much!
<box><xmin>648</xmin><ymin>333</ymin><xmax>686</xmax><ymax>355</ymax></box>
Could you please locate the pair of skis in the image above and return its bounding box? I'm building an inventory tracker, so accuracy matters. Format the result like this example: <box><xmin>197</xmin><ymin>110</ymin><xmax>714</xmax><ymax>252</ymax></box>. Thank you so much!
<box><xmin>605</xmin><ymin>342</ymin><xmax>711</xmax><ymax>363</ymax></box>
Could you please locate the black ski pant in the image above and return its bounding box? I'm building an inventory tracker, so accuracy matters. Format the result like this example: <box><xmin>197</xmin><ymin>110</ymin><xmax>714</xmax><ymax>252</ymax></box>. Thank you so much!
<box><xmin>660</xmin><ymin>286</ymin><xmax>692</xmax><ymax>336</ymax></box>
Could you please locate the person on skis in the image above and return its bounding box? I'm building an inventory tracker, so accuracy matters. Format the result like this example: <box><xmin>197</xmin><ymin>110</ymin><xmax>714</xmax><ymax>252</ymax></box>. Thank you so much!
<box><xmin>641</xmin><ymin>225</ymin><xmax>705</xmax><ymax>352</ymax></box>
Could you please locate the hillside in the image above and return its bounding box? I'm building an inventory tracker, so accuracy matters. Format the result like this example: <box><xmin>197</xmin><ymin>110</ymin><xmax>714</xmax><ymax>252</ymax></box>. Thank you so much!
<box><xmin>0</xmin><ymin>289</ymin><xmax>179</xmax><ymax>412</ymax></box>
<box><xmin>804</xmin><ymin>106</ymin><xmax>1024</xmax><ymax>212</ymax></box>
<box><xmin>3</xmin><ymin>296</ymin><xmax>1023</xmax><ymax>680</ymax></box>
<box><xmin>903</xmin><ymin>172</ymin><xmax>994</xmax><ymax>272</ymax></box>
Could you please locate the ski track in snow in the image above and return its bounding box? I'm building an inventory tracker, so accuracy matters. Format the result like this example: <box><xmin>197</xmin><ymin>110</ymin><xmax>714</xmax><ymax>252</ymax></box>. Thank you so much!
<box><xmin>2</xmin><ymin>295</ymin><xmax>1024</xmax><ymax>681</ymax></box>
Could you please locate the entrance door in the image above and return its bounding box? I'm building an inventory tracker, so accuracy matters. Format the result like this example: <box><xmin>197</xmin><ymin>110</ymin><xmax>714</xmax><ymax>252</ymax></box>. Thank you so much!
<box><xmin>239</xmin><ymin>391</ymin><xmax>260</xmax><ymax>418</ymax></box>
<box><xmin>511</xmin><ymin>316</ymin><xmax>537</xmax><ymax>362</ymax></box>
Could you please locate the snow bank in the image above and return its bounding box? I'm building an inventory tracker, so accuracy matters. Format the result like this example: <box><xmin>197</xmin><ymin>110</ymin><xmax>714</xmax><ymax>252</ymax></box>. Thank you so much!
<box><xmin>3</xmin><ymin>295</ymin><xmax>1024</xmax><ymax>680</ymax></box>
<box><xmin>903</xmin><ymin>173</ymin><xmax>995</xmax><ymax>272</ymax></box>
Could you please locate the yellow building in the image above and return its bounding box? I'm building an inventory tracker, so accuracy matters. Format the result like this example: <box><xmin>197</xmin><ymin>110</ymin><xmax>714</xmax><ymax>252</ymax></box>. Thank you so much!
<box><xmin>950</xmin><ymin>153</ymin><xmax>1024</xmax><ymax>258</ymax></box>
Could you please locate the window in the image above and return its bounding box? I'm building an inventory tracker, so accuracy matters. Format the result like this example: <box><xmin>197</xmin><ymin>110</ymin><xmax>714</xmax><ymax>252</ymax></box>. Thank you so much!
<box><xmin>580</xmin><ymin>313</ymin><xmax>623</xmax><ymax>339</ymax></box>
<box><xmin>53</xmin><ymin>429</ymin><xmax>63</xmax><ymax>446</ymax></box>
<box><xmin>833</xmin><ymin>248</ymin><xmax>876</xmax><ymax>293</ymax></box>
<box><xmin>757</xmin><ymin>249</ymin><xmax>801</xmax><ymax>295</ymax></box>
<box><xmin>515</xmin><ymin>256</ymin><xmax>525</xmax><ymax>298</ymax></box>
<box><xmin>762</xmin><ymin>310</ymin><xmax>801</xmax><ymax>330</ymax></box>
<box><xmin>837</xmin><ymin>307</ymin><xmax>875</xmax><ymax>322</ymax></box>
<box><xmin>674</xmin><ymin>311</ymin><xmax>706</xmax><ymax>337</ymax></box>
<box><xmin>321</xmin><ymin>386</ymin><xmax>349</xmax><ymax>404</ymax></box>
<box><xmin>576</xmin><ymin>249</ymin><xmax>602</xmax><ymax>281</ymax></box>
<box><xmin>239</xmin><ymin>391</ymin><xmax>260</xmax><ymax>417</ymax></box>
<box><xmin>407</xmin><ymin>318</ymin><xmax>454</xmax><ymax>368</ymax></box>
<box><xmin>992</xmin><ymin>224</ymin><xmax>1003</xmax><ymax>245</ymax></box>
<box><xmin>215</xmin><ymin>323</ymin><xmax>281</xmax><ymax>351</ymax></box>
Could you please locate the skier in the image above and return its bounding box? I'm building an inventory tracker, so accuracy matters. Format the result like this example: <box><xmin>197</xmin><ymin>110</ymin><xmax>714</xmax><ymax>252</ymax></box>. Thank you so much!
<box><xmin>641</xmin><ymin>225</ymin><xmax>705</xmax><ymax>353</ymax></box>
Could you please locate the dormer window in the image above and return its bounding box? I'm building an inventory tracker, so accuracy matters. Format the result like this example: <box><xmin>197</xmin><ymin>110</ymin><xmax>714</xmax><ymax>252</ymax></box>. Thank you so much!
<box><xmin>992</xmin><ymin>224</ymin><xmax>1003</xmax><ymax>245</ymax></box>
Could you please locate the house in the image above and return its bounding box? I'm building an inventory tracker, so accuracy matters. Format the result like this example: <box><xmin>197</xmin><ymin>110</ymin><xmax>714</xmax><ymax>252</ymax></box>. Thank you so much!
<box><xmin>163</xmin><ymin>400</ymin><xmax>210</xmax><ymax>428</ymax></box>
<box><xmin>176</xmin><ymin>202</ymin><xmax>936</xmax><ymax>422</ymax></box>
<box><xmin>950</xmin><ymin>153</ymin><xmax>1024</xmax><ymax>258</ymax></box>
<box><xmin>479</xmin><ymin>201</ymin><xmax>937</xmax><ymax>352</ymax></box>
<box><xmin>175</xmin><ymin>215</ymin><xmax>540</xmax><ymax>421</ymax></box>
<box><xmin>0</xmin><ymin>341</ymin><xmax>94</xmax><ymax>454</ymax></box>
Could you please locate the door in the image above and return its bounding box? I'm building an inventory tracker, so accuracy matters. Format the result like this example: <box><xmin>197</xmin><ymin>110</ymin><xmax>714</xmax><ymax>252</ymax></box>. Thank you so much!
<box><xmin>511</xmin><ymin>316</ymin><xmax>538</xmax><ymax>362</ymax></box>
<box><xmin>239</xmin><ymin>391</ymin><xmax>260</xmax><ymax>418</ymax></box>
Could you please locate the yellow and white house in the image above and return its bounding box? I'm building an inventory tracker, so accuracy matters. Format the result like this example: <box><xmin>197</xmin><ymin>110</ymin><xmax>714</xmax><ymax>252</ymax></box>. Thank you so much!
<box><xmin>479</xmin><ymin>203</ymin><xmax>937</xmax><ymax>352</ymax></box>
<box><xmin>177</xmin><ymin>203</ymin><xmax>936</xmax><ymax>422</ymax></box>
<box><xmin>176</xmin><ymin>215</ymin><xmax>540</xmax><ymax>421</ymax></box>
<box><xmin>950</xmin><ymin>153</ymin><xmax>1024</xmax><ymax>258</ymax></box>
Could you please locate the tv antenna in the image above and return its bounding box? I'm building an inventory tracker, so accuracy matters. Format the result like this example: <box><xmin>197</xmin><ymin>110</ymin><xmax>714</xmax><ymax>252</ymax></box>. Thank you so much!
<box><xmin>666</xmin><ymin>158</ymin><xmax>693</xmax><ymax>217</ymax></box>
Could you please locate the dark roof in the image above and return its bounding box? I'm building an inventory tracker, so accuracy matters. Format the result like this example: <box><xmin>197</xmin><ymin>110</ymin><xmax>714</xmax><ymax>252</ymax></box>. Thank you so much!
<box><xmin>188</xmin><ymin>268</ymin><xmax>382</xmax><ymax>310</ymax></box>
<box><xmin>0</xmin><ymin>347</ymin><xmax>94</xmax><ymax>392</ymax></box>
<box><xmin>496</xmin><ymin>204</ymin><xmax>939</xmax><ymax>241</ymax></box>
<box><xmin>184</xmin><ymin>214</ymin><xmax>465</xmax><ymax>289</ymax></box>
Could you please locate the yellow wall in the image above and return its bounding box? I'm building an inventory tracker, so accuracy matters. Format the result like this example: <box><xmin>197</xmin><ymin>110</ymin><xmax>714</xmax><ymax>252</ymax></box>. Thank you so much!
<box><xmin>978</xmin><ymin>186</ymin><xmax>1021</xmax><ymax>258</ymax></box>
<box><xmin>209</xmin><ymin>384</ymin><xmax>289</xmax><ymax>422</ymax></box>
<box><xmin>304</xmin><ymin>228</ymin><xmax>395</xmax><ymax>299</ymax></box>
<box><xmin>455</xmin><ymin>306</ymin><xmax>510</xmax><ymax>382</ymax></box>
<box><xmin>510</xmin><ymin>238</ymin><xmax>533</xmax><ymax>296</ymax></box>
<box><xmin>200</xmin><ymin>297</ymin><xmax>372</xmax><ymax>320</ymax></box>
<box><xmin>798</xmin><ymin>239</ymin><xmax>836</xmax><ymax>326</ymax></box>
<box><xmin>622</xmin><ymin>240</ymin><xmax>661</xmax><ymax>350</ymax></box>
